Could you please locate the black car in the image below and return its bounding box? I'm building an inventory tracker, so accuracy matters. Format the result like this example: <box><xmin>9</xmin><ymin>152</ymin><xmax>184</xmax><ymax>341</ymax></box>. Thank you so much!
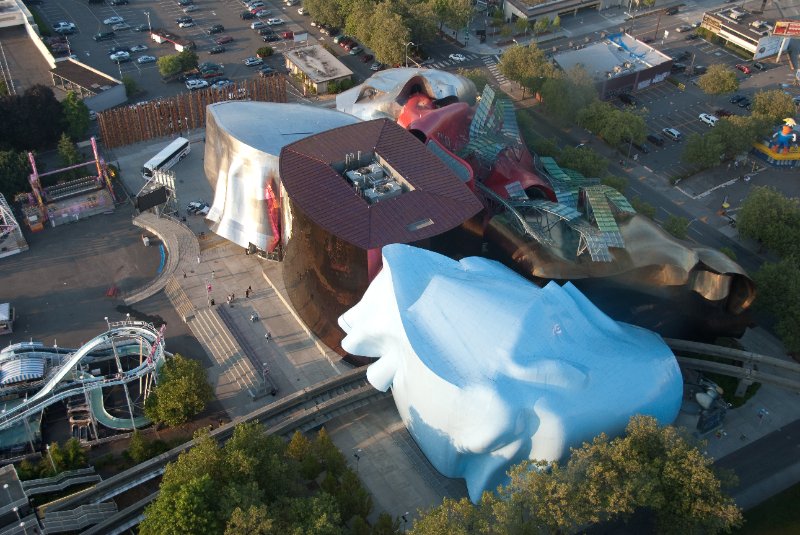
<box><xmin>753</xmin><ymin>61</ymin><xmax>766</xmax><ymax>71</ymax></box>
<box><xmin>109</xmin><ymin>0</ymin><xmax>129</xmax><ymax>5</ymax></box>
<box><xmin>328</xmin><ymin>27</ymin><xmax>340</xmax><ymax>37</ymax></box>
<box><xmin>685</xmin><ymin>33</ymin><xmax>700</xmax><ymax>40</ymax></box>
<box><xmin>54</xmin><ymin>27</ymin><xmax>76</xmax><ymax>35</ymax></box>
<box><xmin>618</xmin><ymin>93</ymin><xmax>637</xmax><ymax>106</ymax></box>
<box><xmin>670</xmin><ymin>62</ymin><xmax>686</xmax><ymax>72</ymax></box>
<box><xmin>673</xmin><ymin>50</ymin><xmax>691</xmax><ymax>61</ymax></box>
<box><xmin>209</xmin><ymin>45</ymin><xmax>225</xmax><ymax>54</ymax></box>
<box><xmin>263</xmin><ymin>35</ymin><xmax>281</xmax><ymax>42</ymax></box>
<box><xmin>738</xmin><ymin>97</ymin><xmax>752</xmax><ymax>109</ymax></box>
<box><xmin>257</xmin><ymin>27</ymin><xmax>274</xmax><ymax>35</ymax></box>
<box><xmin>692</xmin><ymin>65</ymin><xmax>707</xmax><ymax>75</ymax></box>
<box><xmin>93</xmin><ymin>31</ymin><xmax>115</xmax><ymax>41</ymax></box>
<box><xmin>177</xmin><ymin>0</ymin><xmax>193</xmax><ymax>5</ymax></box>
<box><xmin>646</xmin><ymin>134</ymin><xmax>665</xmax><ymax>146</ymax></box>
<box><xmin>665</xmin><ymin>6</ymin><xmax>679</xmax><ymax>15</ymax></box>
<box><xmin>207</xmin><ymin>24</ymin><xmax>224</xmax><ymax>34</ymax></box>
<box><xmin>259</xmin><ymin>66</ymin><xmax>276</xmax><ymax>77</ymax></box>
<box><xmin>729</xmin><ymin>94</ymin><xmax>745</xmax><ymax>104</ymax></box>
<box><xmin>133</xmin><ymin>24</ymin><xmax>150</xmax><ymax>32</ymax></box>
<box><xmin>108</xmin><ymin>45</ymin><xmax>130</xmax><ymax>54</ymax></box>
<box><xmin>241</xmin><ymin>11</ymin><xmax>255</xmax><ymax>19</ymax></box>
<box><xmin>176</xmin><ymin>16</ymin><xmax>193</xmax><ymax>24</ymax></box>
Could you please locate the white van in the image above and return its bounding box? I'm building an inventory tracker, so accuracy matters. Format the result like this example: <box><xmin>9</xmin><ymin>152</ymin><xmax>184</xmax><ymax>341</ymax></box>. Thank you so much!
<box><xmin>698</xmin><ymin>113</ymin><xmax>719</xmax><ymax>127</ymax></box>
<box><xmin>662</xmin><ymin>127</ymin><xmax>682</xmax><ymax>141</ymax></box>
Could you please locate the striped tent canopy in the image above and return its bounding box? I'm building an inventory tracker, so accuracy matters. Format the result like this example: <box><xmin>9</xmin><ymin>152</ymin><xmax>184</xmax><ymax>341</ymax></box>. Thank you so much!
<box><xmin>0</xmin><ymin>358</ymin><xmax>45</xmax><ymax>385</ymax></box>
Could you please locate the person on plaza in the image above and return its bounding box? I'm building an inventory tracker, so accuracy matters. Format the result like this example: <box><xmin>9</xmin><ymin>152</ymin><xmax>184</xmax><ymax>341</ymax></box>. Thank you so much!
<box><xmin>245</xmin><ymin>286</ymin><xmax>251</xmax><ymax>298</ymax></box>
<box><xmin>265</xmin><ymin>331</ymin><xmax>272</xmax><ymax>341</ymax></box>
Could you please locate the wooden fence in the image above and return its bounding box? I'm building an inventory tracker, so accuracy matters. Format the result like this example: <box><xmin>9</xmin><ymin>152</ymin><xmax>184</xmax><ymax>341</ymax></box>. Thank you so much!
<box><xmin>97</xmin><ymin>76</ymin><xmax>287</xmax><ymax>148</ymax></box>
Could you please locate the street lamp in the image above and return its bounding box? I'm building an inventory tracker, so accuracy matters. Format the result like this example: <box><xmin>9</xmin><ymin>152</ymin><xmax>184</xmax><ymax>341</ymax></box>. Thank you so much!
<box><xmin>404</xmin><ymin>41</ymin><xmax>415</xmax><ymax>68</ymax></box>
<box><xmin>353</xmin><ymin>448</ymin><xmax>362</xmax><ymax>473</ymax></box>
<box><xmin>46</xmin><ymin>444</ymin><xmax>57</xmax><ymax>474</ymax></box>
<box><xmin>401</xmin><ymin>512</ymin><xmax>409</xmax><ymax>533</ymax></box>
<box><xmin>2</xmin><ymin>483</ymin><xmax>10</xmax><ymax>504</ymax></box>
<box><xmin>144</xmin><ymin>11</ymin><xmax>151</xmax><ymax>33</ymax></box>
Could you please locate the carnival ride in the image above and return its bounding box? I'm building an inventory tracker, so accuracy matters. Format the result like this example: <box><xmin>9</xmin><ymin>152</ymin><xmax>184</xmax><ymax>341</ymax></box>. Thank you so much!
<box><xmin>20</xmin><ymin>136</ymin><xmax>116</xmax><ymax>232</ymax></box>
<box><xmin>753</xmin><ymin>117</ymin><xmax>800</xmax><ymax>167</ymax></box>
<box><xmin>0</xmin><ymin>321</ymin><xmax>165</xmax><ymax>448</ymax></box>
<box><xmin>0</xmin><ymin>193</ymin><xmax>28</xmax><ymax>258</ymax></box>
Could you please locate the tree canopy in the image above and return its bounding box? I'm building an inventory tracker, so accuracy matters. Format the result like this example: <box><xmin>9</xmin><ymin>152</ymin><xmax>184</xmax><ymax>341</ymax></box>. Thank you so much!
<box><xmin>751</xmin><ymin>89</ymin><xmax>797</xmax><ymax>123</ymax></box>
<box><xmin>144</xmin><ymin>354</ymin><xmax>213</xmax><ymax>427</ymax></box>
<box><xmin>538</xmin><ymin>65</ymin><xmax>598</xmax><ymax>123</ymax></box>
<box><xmin>737</xmin><ymin>185</ymin><xmax>800</xmax><ymax>259</ymax></box>
<box><xmin>0</xmin><ymin>85</ymin><xmax>64</xmax><ymax>152</ymax></box>
<box><xmin>140</xmin><ymin>425</ymin><xmax>383</xmax><ymax>535</ymax></box>
<box><xmin>753</xmin><ymin>258</ymin><xmax>800</xmax><ymax>354</ymax></box>
<box><xmin>697</xmin><ymin>64</ymin><xmax>739</xmax><ymax>94</ymax></box>
<box><xmin>61</xmin><ymin>91</ymin><xmax>90</xmax><ymax>141</ymax></box>
<box><xmin>576</xmin><ymin>100</ymin><xmax>646</xmax><ymax>147</ymax></box>
<box><xmin>0</xmin><ymin>150</ymin><xmax>32</xmax><ymax>200</ymax></box>
<box><xmin>499</xmin><ymin>44</ymin><xmax>556</xmax><ymax>96</ymax></box>
<box><xmin>411</xmin><ymin>416</ymin><xmax>742</xmax><ymax>534</ymax></box>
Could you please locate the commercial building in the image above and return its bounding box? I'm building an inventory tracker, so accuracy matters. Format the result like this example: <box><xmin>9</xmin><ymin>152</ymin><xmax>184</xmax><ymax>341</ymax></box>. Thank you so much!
<box><xmin>552</xmin><ymin>33</ymin><xmax>672</xmax><ymax>97</ymax></box>
<box><xmin>700</xmin><ymin>7</ymin><xmax>790</xmax><ymax>60</ymax></box>
<box><xmin>50</xmin><ymin>58</ymin><xmax>126</xmax><ymax>112</ymax></box>
<box><xmin>284</xmin><ymin>44</ymin><xmax>353</xmax><ymax>95</ymax></box>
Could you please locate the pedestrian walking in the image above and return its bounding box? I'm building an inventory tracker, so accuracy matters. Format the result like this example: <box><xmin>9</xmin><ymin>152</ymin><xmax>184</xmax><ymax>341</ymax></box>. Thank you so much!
<box><xmin>211</xmin><ymin>270</ymin><xmax>215</xmax><ymax>280</ymax></box>
<box><xmin>265</xmin><ymin>332</ymin><xmax>272</xmax><ymax>342</ymax></box>
<box><xmin>197</xmin><ymin>255</ymin><xmax>201</xmax><ymax>264</ymax></box>
<box><xmin>245</xmin><ymin>286</ymin><xmax>252</xmax><ymax>298</ymax></box>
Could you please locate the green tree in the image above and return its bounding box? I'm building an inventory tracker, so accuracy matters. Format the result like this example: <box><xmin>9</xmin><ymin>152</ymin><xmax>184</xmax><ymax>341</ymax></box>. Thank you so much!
<box><xmin>751</xmin><ymin>89</ymin><xmax>796</xmax><ymax>123</ymax></box>
<box><xmin>367</xmin><ymin>3</ymin><xmax>410</xmax><ymax>66</ymax></box>
<box><xmin>128</xmin><ymin>430</ymin><xmax>149</xmax><ymax>463</ymax></box>
<box><xmin>539</xmin><ymin>65</ymin><xmax>598</xmax><ymax>122</ymax></box>
<box><xmin>631</xmin><ymin>196</ymin><xmax>656</xmax><ymax>219</ymax></box>
<box><xmin>0</xmin><ymin>79</ymin><xmax>7</xmax><ymax>97</ymax></box>
<box><xmin>499</xmin><ymin>44</ymin><xmax>556</xmax><ymax>97</ymax></box>
<box><xmin>664</xmin><ymin>215</ymin><xmax>689</xmax><ymax>239</ymax></box>
<box><xmin>753</xmin><ymin>258</ymin><xmax>800</xmax><ymax>353</ymax></box>
<box><xmin>737</xmin><ymin>186</ymin><xmax>800</xmax><ymax>258</ymax></box>
<box><xmin>576</xmin><ymin>100</ymin><xmax>646</xmax><ymax>147</ymax></box>
<box><xmin>456</xmin><ymin>68</ymin><xmax>488</xmax><ymax>92</ymax></box>
<box><xmin>551</xmin><ymin>15</ymin><xmax>561</xmax><ymax>29</ymax></box>
<box><xmin>122</xmin><ymin>75</ymin><xmax>139</xmax><ymax>98</ymax></box>
<box><xmin>344</xmin><ymin>0</ymin><xmax>376</xmax><ymax>46</ymax></box>
<box><xmin>557</xmin><ymin>145</ymin><xmax>608</xmax><ymax>177</ymax></box>
<box><xmin>533</xmin><ymin>17</ymin><xmax>550</xmax><ymax>36</ymax></box>
<box><xmin>157</xmin><ymin>54</ymin><xmax>183</xmax><ymax>77</ymax></box>
<box><xmin>601</xmin><ymin>174</ymin><xmax>629</xmax><ymax>193</ymax></box>
<box><xmin>0</xmin><ymin>149</ymin><xmax>31</xmax><ymax>199</ymax></box>
<box><xmin>306</xmin><ymin>0</ymin><xmax>345</xmax><ymax>28</ymax></box>
<box><xmin>529</xmin><ymin>136</ymin><xmax>560</xmax><ymax>158</ymax></box>
<box><xmin>683</xmin><ymin>132</ymin><xmax>725</xmax><ymax>168</ymax></box>
<box><xmin>140</xmin><ymin>473</ymin><xmax>222</xmax><ymax>535</ymax></box>
<box><xmin>712</xmin><ymin>115</ymin><xmax>769</xmax><ymax>160</ymax></box>
<box><xmin>224</xmin><ymin>505</ymin><xmax>275</xmax><ymax>535</ymax></box>
<box><xmin>45</xmin><ymin>438</ymin><xmax>87</xmax><ymax>475</ymax></box>
<box><xmin>177</xmin><ymin>49</ymin><xmax>199</xmax><ymax>71</ymax></box>
<box><xmin>514</xmin><ymin>17</ymin><xmax>529</xmax><ymax>35</ymax></box>
<box><xmin>61</xmin><ymin>91</ymin><xmax>90</xmax><ymax>140</ymax></box>
<box><xmin>57</xmin><ymin>133</ymin><xmax>82</xmax><ymax>168</ymax></box>
<box><xmin>697</xmin><ymin>64</ymin><xmax>739</xmax><ymax>94</ymax></box>
<box><xmin>144</xmin><ymin>354</ymin><xmax>213</xmax><ymax>427</ymax></box>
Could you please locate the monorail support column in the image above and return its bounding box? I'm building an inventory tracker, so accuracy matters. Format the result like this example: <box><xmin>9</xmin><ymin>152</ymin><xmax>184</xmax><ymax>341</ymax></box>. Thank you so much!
<box><xmin>735</xmin><ymin>365</ymin><xmax>754</xmax><ymax>398</ymax></box>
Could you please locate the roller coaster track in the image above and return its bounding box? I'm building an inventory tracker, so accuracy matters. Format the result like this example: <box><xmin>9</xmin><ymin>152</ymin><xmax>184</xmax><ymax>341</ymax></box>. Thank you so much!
<box><xmin>666</xmin><ymin>338</ymin><xmax>800</xmax><ymax>391</ymax></box>
<box><xmin>47</xmin><ymin>367</ymin><xmax>387</xmax><ymax>533</ymax></box>
<box><xmin>0</xmin><ymin>322</ymin><xmax>165</xmax><ymax>430</ymax></box>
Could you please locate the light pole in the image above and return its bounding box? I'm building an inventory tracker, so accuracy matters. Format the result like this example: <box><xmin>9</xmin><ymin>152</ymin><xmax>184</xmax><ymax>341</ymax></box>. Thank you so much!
<box><xmin>2</xmin><ymin>483</ymin><xmax>10</xmax><ymax>504</ymax></box>
<box><xmin>104</xmin><ymin>316</ymin><xmax>110</xmax><ymax>329</ymax></box>
<box><xmin>46</xmin><ymin>444</ymin><xmax>57</xmax><ymax>474</ymax></box>
<box><xmin>144</xmin><ymin>11</ymin><xmax>151</xmax><ymax>33</ymax></box>
<box><xmin>353</xmin><ymin>448</ymin><xmax>361</xmax><ymax>473</ymax></box>
<box><xmin>401</xmin><ymin>512</ymin><xmax>409</xmax><ymax>533</ymax></box>
<box><xmin>404</xmin><ymin>41</ymin><xmax>415</xmax><ymax>68</ymax></box>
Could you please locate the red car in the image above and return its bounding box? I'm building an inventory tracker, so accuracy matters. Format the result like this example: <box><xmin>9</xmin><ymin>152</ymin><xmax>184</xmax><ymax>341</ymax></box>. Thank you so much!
<box><xmin>214</xmin><ymin>35</ymin><xmax>234</xmax><ymax>44</ymax></box>
<box><xmin>735</xmin><ymin>64</ymin><xmax>751</xmax><ymax>74</ymax></box>
<box><xmin>338</xmin><ymin>37</ymin><xmax>352</xmax><ymax>48</ymax></box>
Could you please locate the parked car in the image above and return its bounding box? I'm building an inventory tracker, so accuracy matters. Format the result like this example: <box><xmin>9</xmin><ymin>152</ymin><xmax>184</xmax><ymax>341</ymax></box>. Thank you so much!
<box><xmin>258</xmin><ymin>27</ymin><xmax>275</xmax><ymax>35</ymax></box>
<box><xmin>251</xmin><ymin>21</ymin><xmax>266</xmax><ymax>30</ymax></box>
<box><xmin>53</xmin><ymin>21</ymin><xmax>76</xmax><ymax>33</ymax></box>
<box><xmin>333</xmin><ymin>34</ymin><xmax>349</xmax><ymax>44</ymax></box>
<box><xmin>93</xmin><ymin>31</ymin><xmax>115</xmax><ymax>41</ymax></box>
<box><xmin>103</xmin><ymin>16</ymin><xmax>124</xmax><ymax>25</ymax></box>
<box><xmin>361</xmin><ymin>54</ymin><xmax>374</xmax><ymax>63</ymax></box>
<box><xmin>186</xmin><ymin>79</ymin><xmax>209</xmax><ymax>90</ymax></box>
<box><xmin>108</xmin><ymin>45</ymin><xmax>129</xmax><ymax>54</ymax></box>
<box><xmin>259</xmin><ymin>66</ymin><xmax>276</xmax><ymax>77</ymax></box>
<box><xmin>338</xmin><ymin>37</ymin><xmax>353</xmax><ymax>48</ymax></box>
<box><xmin>665</xmin><ymin>6</ymin><xmax>679</xmax><ymax>15</ymax></box>
<box><xmin>209</xmin><ymin>45</ymin><xmax>225</xmax><ymax>54</ymax></box>
<box><xmin>212</xmin><ymin>80</ymin><xmax>234</xmax><ymax>89</ymax></box>
<box><xmin>737</xmin><ymin>97</ymin><xmax>752</xmax><ymax>109</ymax></box>
<box><xmin>130</xmin><ymin>44</ymin><xmax>148</xmax><ymax>52</ymax></box>
<box><xmin>671</xmin><ymin>62</ymin><xmax>687</xmax><ymax>72</ymax></box>
<box><xmin>618</xmin><ymin>93</ymin><xmax>637</xmax><ymax>106</ymax></box>
<box><xmin>177</xmin><ymin>0</ymin><xmax>193</xmax><ymax>5</ymax></box>
<box><xmin>647</xmin><ymin>134</ymin><xmax>665</xmax><ymax>146</ymax></box>
<box><xmin>241</xmin><ymin>11</ymin><xmax>255</xmax><ymax>20</ymax></box>
<box><xmin>752</xmin><ymin>61</ymin><xmax>766</xmax><ymax>70</ymax></box>
<box><xmin>256</xmin><ymin>9</ymin><xmax>275</xmax><ymax>17</ymax></box>
<box><xmin>692</xmin><ymin>65</ymin><xmax>707</xmax><ymax>75</ymax></box>
<box><xmin>735</xmin><ymin>63</ymin><xmax>751</xmax><ymax>74</ymax></box>
<box><xmin>183</xmin><ymin>5</ymin><xmax>199</xmax><ymax>13</ymax></box>
<box><xmin>244</xmin><ymin>56</ymin><xmax>263</xmax><ymax>66</ymax></box>
<box><xmin>214</xmin><ymin>35</ymin><xmax>234</xmax><ymax>44</ymax></box>
<box><xmin>673</xmin><ymin>51</ymin><xmax>691</xmax><ymax>61</ymax></box>
<box><xmin>109</xmin><ymin>51</ymin><xmax>130</xmax><ymax>63</ymax></box>
<box><xmin>349</xmin><ymin>45</ymin><xmax>363</xmax><ymax>55</ymax></box>
<box><xmin>698</xmin><ymin>113</ymin><xmax>719</xmax><ymax>127</ymax></box>
<box><xmin>207</xmin><ymin>24</ymin><xmax>225</xmax><ymax>34</ymax></box>
<box><xmin>109</xmin><ymin>0</ymin><xmax>129</xmax><ymax>4</ymax></box>
<box><xmin>251</xmin><ymin>6</ymin><xmax>268</xmax><ymax>14</ymax></box>
<box><xmin>137</xmin><ymin>55</ymin><xmax>157</xmax><ymax>64</ymax></box>
<box><xmin>267</xmin><ymin>18</ymin><xmax>284</xmax><ymax>25</ymax></box>
<box><xmin>370</xmin><ymin>62</ymin><xmax>385</xmax><ymax>71</ymax></box>
<box><xmin>714</xmin><ymin>108</ymin><xmax>734</xmax><ymax>117</ymax></box>
<box><xmin>729</xmin><ymin>94</ymin><xmax>746</xmax><ymax>104</ymax></box>
<box><xmin>263</xmin><ymin>35</ymin><xmax>281</xmax><ymax>42</ymax></box>
<box><xmin>298</xmin><ymin>7</ymin><xmax>307</xmax><ymax>14</ymax></box>
<box><xmin>178</xmin><ymin>20</ymin><xmax>195</xmax><ymax>28</ymax></box>
<box><xmin>199</xmin><ymin>62</ymin><xmax>222</xmax><ymax>71</ymax></box>
<box><xmin>685</xmin><ymin>33</ymin><xmax>700</xmax><ymax>40</ymax></box>
<box><xmin>176</xmin><ymin>16</ymin><xmax>193</xmax><ymax>24</ymax></box>
<box><xmin>676</xmin><ymin>24</ymin><xmax>692</xmax><ymax>32</ymax></box>
<box><xmin>133</xmin><ymin>24</ymin><xmax>150</xmax><ymax>32</ymax></box>
<box><xmin>449</xmin><ymin>53</ymin><xmax>466</xmax><ymax>62</ymax></box>
<box><xmin>112</xmin><ymin>23</ymin><xmax>131</xmax><ymax>31</ymax></box>
<box><xmin>661</xmin><ymin>127</ymin><xmax>682</xmax><ymax>141</ymax></box>
<box><xmin>281</xmin><ymin>31</ymin><xmax>293</xmax><ymax>39</ymax></box>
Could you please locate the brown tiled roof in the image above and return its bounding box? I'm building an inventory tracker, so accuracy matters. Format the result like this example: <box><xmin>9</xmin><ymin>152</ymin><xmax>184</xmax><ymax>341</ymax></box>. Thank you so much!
<box><xmin>280</xmin><ymin>119</ymin><xmax>483</xmax><ymax>250</ymax></box>
<box><xmin>51</xmin><ymin>59</ymin><xmax>119</xmax><ymax>94</ymax></box>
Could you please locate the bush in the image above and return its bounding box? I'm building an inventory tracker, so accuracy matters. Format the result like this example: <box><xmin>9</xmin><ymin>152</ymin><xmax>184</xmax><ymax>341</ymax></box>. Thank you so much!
<box><xmin>256</xmin><ymin>46</ymin><xmax>274</xmax><ymax>57</ymax></box>
<box><xmin>122</xmin><ymin>76</ymin><xmax>139</xmax><ymax>98</ymax></box>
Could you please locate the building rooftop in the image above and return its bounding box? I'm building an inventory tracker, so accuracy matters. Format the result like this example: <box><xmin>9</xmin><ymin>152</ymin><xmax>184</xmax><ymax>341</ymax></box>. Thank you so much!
<box><xmin>284</xmin><ymin>44</ymin><xmax>352</xmax><ymax>84</ymax></box>
<box><xmin>704</xmin><ymin>7</ymin><xmax>777</xmax><ymax>41</ymax></box>
<box><xmin>279</xmin><ymin>119</ymin><xmax>483</xmax><ymax>250</ymax></box>
<box><xmin>553</xmin><ymin>33</ymin><xmax>671</xmax><ymax>82</ymax></box>
<box><xmin>51</xmin><ymin>58</ymin><xmax>120</xmax><ymax>95</ymax></box>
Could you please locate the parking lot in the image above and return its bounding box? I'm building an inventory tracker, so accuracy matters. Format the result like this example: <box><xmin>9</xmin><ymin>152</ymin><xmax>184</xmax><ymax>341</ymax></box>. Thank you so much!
<box><xmin>33</xmin><ymin>0</ymin><xmax>378</xmax><ymax>101</ymax></box>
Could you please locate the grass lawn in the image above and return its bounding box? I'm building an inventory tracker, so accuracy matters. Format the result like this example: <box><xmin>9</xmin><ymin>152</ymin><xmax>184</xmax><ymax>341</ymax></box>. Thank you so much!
<box><xmin>736</xmin><ymin>482</ymin><xmax>800</xmax><ymax>534</ymax></box>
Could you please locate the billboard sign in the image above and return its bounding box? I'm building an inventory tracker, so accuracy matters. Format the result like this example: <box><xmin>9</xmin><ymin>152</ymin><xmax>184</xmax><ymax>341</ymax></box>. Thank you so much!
<box><xmin>773</xmin><ymin>20</ymin><xmax>800</xmax><ymax>37</ymax></box>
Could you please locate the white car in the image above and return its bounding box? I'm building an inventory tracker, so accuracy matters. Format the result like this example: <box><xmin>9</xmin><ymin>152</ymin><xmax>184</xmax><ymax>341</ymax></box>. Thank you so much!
<box><xmin>250</xmin><ymin>21</ymin><xmax>266</xmax><ymax>30</ymax></box>
<box><xmin>130</xmin><ymin>44</ymin><xmax>148</xmax><ymax>52</ymax></box>
<box><xmin>109</xmin><ymin>51</ymin><xmax>130</xmax><ymax>62</ymax></box>
<box><xmin>137</xmin><ymin>55</ymin><xmax>156</xmax><ymax>64</ymax></box>
<box><xmin>698</xmin><ymin>113</ymin><xmax>719</xmax><ymax>127</ymax></box>
<box><xmin>178</xmin><ymin>21</ymin><xmax>195</xmax><ymax>28</ymax></box>
<box><xmin>103</xmin><ymin>16</ymin><xmax>124</xmax><ymax>25</ymax></box>
<box><xmin>53</xmin><ymin>21</ymin><xmax>76</xmax><ymax>32</ymax></box>
<box><xmin>185</xmin><ymin>79</ymin><xmax>209</xmax><ymax>90</ymax></box>
<box><xmin>182</xmin><ymin>5</ymin><xmax>198</xmax><ymax>13</ymax></box>
<box><xmin>112</xmin><ymin>23</ymin><xmax>130</xmax><ymax>31</ymax></box>
<box><xmin>298</xmin><ymin>7</ymin><xmax>307</xmax><ymax>14</ymax></box>
<box><xmin>267</xmin><ymin>18</ymin><xmax>284</xmax><ymax>25</ymax></box>
<box><xmin>449</xmin><ymin>53</ymin><xmax>466</xmax><ymax>62</ymax></box>
<box><xmin>244</xmin><ymin>56</ymin><xmax>263</xmax><ymax>66</ymax></box>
